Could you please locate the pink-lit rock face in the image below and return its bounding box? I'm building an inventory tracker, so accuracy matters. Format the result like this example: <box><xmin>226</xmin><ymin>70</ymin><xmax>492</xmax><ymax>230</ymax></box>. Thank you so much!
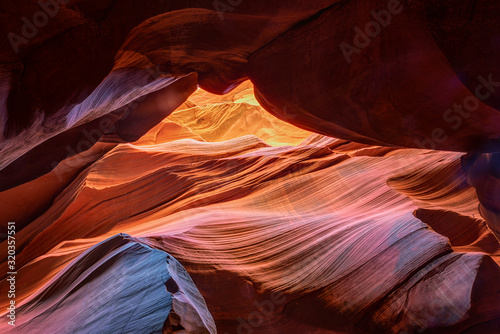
<box><xmin>0</xmin><ymin>1</ymin><xmax>500</xmax><ymax>333</ymax></box>
<box><xmin>1</xmin><ymin>0</ymin><xmax>499</xmax><ymax>173</ymax></box>
<box><xmin>1</xmin><ymin>84</ymin><xmax>500</xmax><ymax>333</ymax></box>
<box><xmin>247</xmin><ymin>1</ymin><xmax>500</xmax><ymax>152</ymax></box>
<box><xmin>0</xmin><ymin>234</ymin><xmax>216</xmax><ymax>333</ymax></box>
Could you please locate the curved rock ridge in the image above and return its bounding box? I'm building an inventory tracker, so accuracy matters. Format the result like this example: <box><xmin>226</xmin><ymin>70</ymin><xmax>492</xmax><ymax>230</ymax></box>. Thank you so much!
<box><xmin>0</xmin><ymin>81</ymin><xmax>309</xmax><ymax>234</ymax></box>
<box><xmin>1</xmin><ymin>0</ymin><xmax>499</xmax><ymax>186</ymax></box>
<box><xmin>0</xmin><ymin>233</ymin><xmax>216</xmax><ymax>334</ymax></box>
<box><xmin>414</xmin><ymin>209</ymin><xmax>500</xmax><ymax>264</ymax></box>
<box><xmin>387</xmin><ymin>157</ymin><xmax>481</xmax><ymax>218</ymax></box>
<box><xmin>0</xmin><ymin>3</ymin><xmax>499</xmax><ymax>331</ymax></box>
<box><xmin>248</xmin><ymin>0</ymin><xmax>500</xmax><ymax>152</ymax></box>
<box><xmin>0</xmin><ymin>1</ymin><xmax>339</xmax><ymax>169</ymax></box>
<box><xmin>166</xmin><ymin>81</ymin><xmax>312</xmax><ymax>146</ymax></box>
<box><xmin>0</xmin><ymin>71</ymin><xmax>198</xmax><ymax>192</ymax></box>
<box><xmin>2</xmin><ymin>127</ymin><xmax>499</xmax><ymax>332</ymax></box>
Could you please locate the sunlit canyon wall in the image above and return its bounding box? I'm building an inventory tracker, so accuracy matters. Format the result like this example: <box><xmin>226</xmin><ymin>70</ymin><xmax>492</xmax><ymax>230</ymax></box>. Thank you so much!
<box><xmin>0</xmin><ymin>1</ymin><xmax>500</xmax><ymax>333</ymax></box>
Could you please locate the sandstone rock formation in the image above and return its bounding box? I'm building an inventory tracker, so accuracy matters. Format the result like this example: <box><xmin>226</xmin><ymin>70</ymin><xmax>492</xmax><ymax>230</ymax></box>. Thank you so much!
<box><xmin>1</xmin><ymin>85</ymin><xmax>500</xmax><ymax>332</ymax></box>
<box><xmin>0</xmin><ymin>234</ymin><xmax>216</xmax><ymax>333</ymax></box>
<box><xmin>1</xmin><ymin>1</ymin><xmax>500</xmax><ymax>333</ymax></box>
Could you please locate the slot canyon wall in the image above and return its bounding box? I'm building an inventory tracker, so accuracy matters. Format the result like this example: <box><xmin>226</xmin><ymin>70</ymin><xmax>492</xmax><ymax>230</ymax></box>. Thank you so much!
<box><xmin>0</xmin><ymin>0</ymin><xmax>500</xmax><ymax>333</ymax></box>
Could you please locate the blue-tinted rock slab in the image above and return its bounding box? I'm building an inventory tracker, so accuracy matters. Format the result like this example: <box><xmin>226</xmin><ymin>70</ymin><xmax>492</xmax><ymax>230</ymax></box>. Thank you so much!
<box><xmin>12</xmin><ymin>234</ymin><xmax>216</xmax><ymax>334</ymax></box>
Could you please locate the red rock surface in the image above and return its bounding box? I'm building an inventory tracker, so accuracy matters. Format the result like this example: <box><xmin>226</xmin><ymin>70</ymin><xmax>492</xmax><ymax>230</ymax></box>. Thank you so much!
<box><xmin>0</xmin><ymin>1</ymin><xmax>500</xmax><ymax>333</ymax></box>
<box><xmin>1</xmin><ymin>84</ymin><xmax>499</xmax><ymax>333</ymax></box>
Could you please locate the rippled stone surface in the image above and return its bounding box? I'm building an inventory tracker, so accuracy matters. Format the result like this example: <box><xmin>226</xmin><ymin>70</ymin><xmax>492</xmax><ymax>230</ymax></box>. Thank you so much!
<box><xmin>1</xmin><ymin>86</ymin><xmax>499</xmax><ymax>332</ymax></box>
<box><xmin>2</xmin><ymin>234</ymin><xmax>215</xmax><ymax>333</ymax></box>
<box><xmin>1</xmin><ymin>2</ymin><xmax>500</xmax><ymax>332</ymax></box>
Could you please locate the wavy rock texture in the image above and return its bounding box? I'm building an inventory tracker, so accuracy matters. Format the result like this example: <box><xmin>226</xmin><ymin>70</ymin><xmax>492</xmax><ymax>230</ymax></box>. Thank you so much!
<box><xmin>167</xmin><ymin>81</ymin><xmax>312</xmax><ymax>147</ymax></box>
<box><xmin>1</xmin><ymin>0</ymin><xmax>499</xmax><ymax>178</ymax></box>
<box><xmin>1</xmin><ymin>86</ymin><xmax>499</xmax><ymax>332</ymax></box>
<box><xmin>0</xmin><ymin>81</ymin><xmax>309</xmax><ymax>234</ymax></box>
<box><xmin>0</xmin><ymin>0</ymin><xmax>338</xmax><ymax>171</ymax></box>
<box><xmin>1</xmin><ymin>234</ymin><xmax>216</xmax><ymax>334</ymax></box>
<box><xmin>0</xmin><ymin>1</ymin><xmax>499</xmax><ymax>333</ymax></box>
